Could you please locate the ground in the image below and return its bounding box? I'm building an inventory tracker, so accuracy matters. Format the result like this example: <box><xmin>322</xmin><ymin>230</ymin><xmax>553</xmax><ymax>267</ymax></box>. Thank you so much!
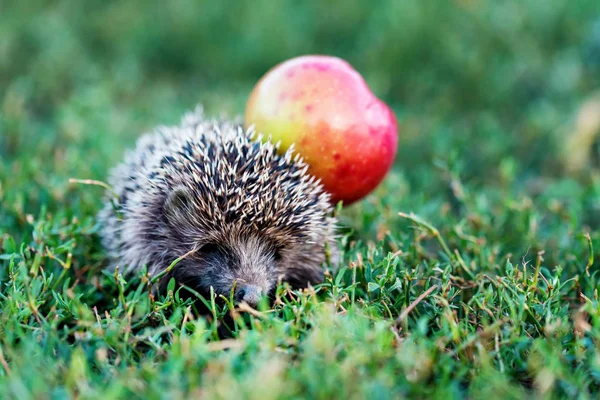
<box><xmin>2</xmin><ymin>1</ymin><xmax>600</xmax><ymax>399</ymax></box>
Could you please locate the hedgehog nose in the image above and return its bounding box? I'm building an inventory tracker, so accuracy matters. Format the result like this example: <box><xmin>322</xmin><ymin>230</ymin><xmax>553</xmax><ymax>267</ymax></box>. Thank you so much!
<box><xmin>236</xmin><ymin>284</ymin><xmax>263</xmax><ymax>306</ymax></box>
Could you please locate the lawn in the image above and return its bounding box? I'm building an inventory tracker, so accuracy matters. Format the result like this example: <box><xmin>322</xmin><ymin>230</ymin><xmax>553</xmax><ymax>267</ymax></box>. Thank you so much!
<box><xmin>2</xmin><ymin>1</ymin><xmax>600</xmax><ymax>398</ymax></box>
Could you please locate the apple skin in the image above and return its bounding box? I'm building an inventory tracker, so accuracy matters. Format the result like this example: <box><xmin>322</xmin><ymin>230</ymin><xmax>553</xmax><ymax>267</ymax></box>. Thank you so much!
<box><xmin>245</xmin><ymin>55</ymin><xmax>398</xmax><ymax>205</ymax></box>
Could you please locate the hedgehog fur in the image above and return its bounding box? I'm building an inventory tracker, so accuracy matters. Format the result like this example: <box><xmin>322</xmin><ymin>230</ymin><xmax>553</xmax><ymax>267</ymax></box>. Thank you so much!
<box><xmin>98</xmin><ymin>107</ymin><xmax>337</xmax><ymax>305</ymax></box>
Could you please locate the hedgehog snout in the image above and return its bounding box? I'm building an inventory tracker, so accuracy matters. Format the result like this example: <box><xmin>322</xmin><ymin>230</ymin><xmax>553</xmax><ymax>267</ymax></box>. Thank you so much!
<box><xmin>235</xmin><ymin>284</ymin><xmax>264</xmax><ymax>306</ymax></box>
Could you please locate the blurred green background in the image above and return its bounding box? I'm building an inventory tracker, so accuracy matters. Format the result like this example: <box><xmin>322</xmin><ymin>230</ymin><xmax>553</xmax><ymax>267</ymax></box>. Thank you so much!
<box><xmin>2</xmin><ymin>0</ymin><xmax>600</xmax><ymax>248</ymax></box>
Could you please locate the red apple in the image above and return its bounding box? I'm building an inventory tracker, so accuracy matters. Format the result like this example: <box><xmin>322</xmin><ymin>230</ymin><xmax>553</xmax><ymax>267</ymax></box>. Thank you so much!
<box><xmin>245</xmin><ymin>55</ymin><xmax>398</xmax><ymax>205</ymax></box>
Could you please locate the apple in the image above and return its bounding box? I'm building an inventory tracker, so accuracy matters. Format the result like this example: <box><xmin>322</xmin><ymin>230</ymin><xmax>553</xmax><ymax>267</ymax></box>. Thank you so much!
<box><xmin>245</xmin><ymin>55</ymin><xmax>398</xmax><ymax>205</ymax></box>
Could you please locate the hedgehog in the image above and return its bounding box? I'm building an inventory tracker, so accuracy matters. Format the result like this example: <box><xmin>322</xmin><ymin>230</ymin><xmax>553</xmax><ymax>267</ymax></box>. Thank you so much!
<box><xmin>98</xmin><ymin>107</ymin><xmax>337</xmax><ymax>306</ymax></box>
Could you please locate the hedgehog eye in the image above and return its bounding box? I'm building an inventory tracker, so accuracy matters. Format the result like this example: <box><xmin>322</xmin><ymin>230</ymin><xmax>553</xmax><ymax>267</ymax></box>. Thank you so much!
<box><xmin>199</xmin><ymin>243</ymin><xmax>220</xmax><ymax>255</ymax></box>
<box><xmin>273</xmin><ymin>247</ymin><xmax>283</xmax><ymax>262</ymax></box>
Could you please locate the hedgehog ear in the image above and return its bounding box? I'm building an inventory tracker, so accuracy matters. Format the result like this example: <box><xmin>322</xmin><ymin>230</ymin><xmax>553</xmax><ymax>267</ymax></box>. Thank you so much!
<box><xmin>164</xmin><ymin>186</ymin><xmax>193</xmax><ymax>225</ymax></box>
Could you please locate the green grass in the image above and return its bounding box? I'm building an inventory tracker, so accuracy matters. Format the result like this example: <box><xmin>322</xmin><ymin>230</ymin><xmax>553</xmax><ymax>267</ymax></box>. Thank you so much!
<box><xmin>2</xmin><ymin>0</ymin><xmax>600</xmax><ymax>398</ymax></box>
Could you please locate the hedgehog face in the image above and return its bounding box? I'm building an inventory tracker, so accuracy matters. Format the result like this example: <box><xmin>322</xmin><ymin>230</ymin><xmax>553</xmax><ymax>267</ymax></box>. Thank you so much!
<box><xmin>160</xmin><ymin>183</ymin><xmax>329</xmax><ymax>306</ymax></box>
<box><xmin>171</xmin><ymin>238</ymin><xmax>282</xmax><ymax>306</ymax></box>
<box><xmin>162</xmin><ymin>186</ymin><xmax>286</xmax><ymax>306</ymax></box>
